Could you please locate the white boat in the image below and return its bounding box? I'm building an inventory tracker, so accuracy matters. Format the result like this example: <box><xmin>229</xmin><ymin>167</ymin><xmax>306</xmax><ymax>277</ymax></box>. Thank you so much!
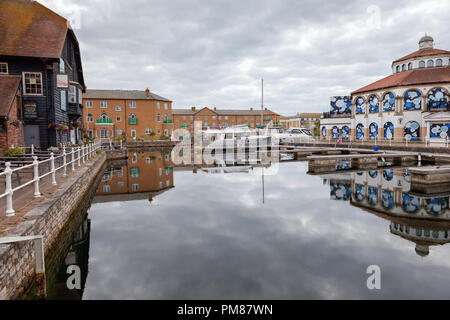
<box><xmin>276</xmin><ymin>127</ymin><xmax>314</xmax><ymax>144</ymax></box>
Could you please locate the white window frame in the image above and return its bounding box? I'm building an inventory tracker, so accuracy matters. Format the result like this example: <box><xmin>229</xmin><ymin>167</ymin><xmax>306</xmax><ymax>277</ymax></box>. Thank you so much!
<box><xmin>132</xmin><ymin>184</ymin><xmax>139</xmax><ymax>191</ymax></box>
<box><xmin>129</xmin><ymin>101</ymin><xmax>136</xmax><ymax>108</ymax></box>
<box><xmin>116</xmin><ymin>116</ymin><xmax>121</xmax><ymax>122</ymax></box>
<box><xmin>164</xmin><ymin>103</ymin><xmax>168</xmax><ymax>110</ymax></box>
<box><xmin>117</xmin><ymin>129</ymin><xmax>122</xmax><ymax>135</ymax></box>
<box><xmin>100</xmin><ymin>101</ymin><xmax>108</xmax><ymax>108</ymax></box>
<box><xmin>22</xmin><ymin>72</ymin><xmax>43</xmax><ymax>96</ymax></box>
<box><xmin>157</xmin><ymin>102</ymin><xmax>161</xmax><ymax>109</ymax></box>
<box><xmin>86</xmin><ymin>101</ymin><xmax>93</xmax><ymax>108</ymax></box>
<box><xmin>61</xmin><ymin>90</ymin><xmax>67</xmax><ymax>111</ymax></box>
<box><xmin>103</xmin><ymin>185</ymin><xmax>111</xmax><ymax>193</ymax></box>
<box><xmin>145</xmin><ymin>128</ymin><xmax>151</xmax><ymax>134</ymax></box>
<box><xmin>116</xmin><ymin>106</ymin><xmax>121</xmax><ymax>111</ymax></box>
<box><xmin>87</xmin><ymin>114</ymin><xmax>93</xmax><ymax>122</ymax></box>
<box><xmin>0</xmin><ymin>62</ymin><xmax>8</xmax><ymax>74</ymax></box>
<box><xmin>131</xmin><ymin>129</ymin><xmax>136</xmax><ymax>138</ymax></box>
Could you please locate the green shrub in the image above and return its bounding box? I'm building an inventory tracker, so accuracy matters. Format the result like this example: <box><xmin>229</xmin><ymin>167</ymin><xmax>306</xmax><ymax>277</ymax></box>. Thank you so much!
<box><xmin>5</xmin><ymin>147</ymin><xmax>25</xmax><ymax>157</ymax></box>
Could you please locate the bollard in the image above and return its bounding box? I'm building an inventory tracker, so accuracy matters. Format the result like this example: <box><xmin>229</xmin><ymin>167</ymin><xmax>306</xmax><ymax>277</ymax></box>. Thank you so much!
<box><xmin>62</xmin><ymin>146</ymin><xmax>67</xmax><ymax>178</ymax></box>
<box><xmin>50</xmin><ymin>152</ymin><xmax>56</xmax><ymax>185</ymax></box>
<box><xmin>77</xmin><ymin>147</ymin><xmax>81</xmax><ymax>167</ymax></box>
<box><xmin>31</xmin><ymin>144</ymin><xmax>34</xmax><ymax>155</ymax></box>
<box><xmin>5</xmin><ymin>162</ymin><xmax>15</xmax><ymax>216</ymax></box>
<box><xmin>33</xmin><ymin>156</ymin><xmax>41</xmax><ymax>197</ymax></box>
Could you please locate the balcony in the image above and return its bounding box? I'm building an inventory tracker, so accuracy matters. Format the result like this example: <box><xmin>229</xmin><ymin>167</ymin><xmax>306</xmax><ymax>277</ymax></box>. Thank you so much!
<box><xmin>163</xmin><ymin>119</ymin><xmax>173</xmax><ymax>124</ymax></box>
<box><xmin>129</xmin><ymin>118</ymin><xmax>138</xmax><ymax>125</ymax></box>
<box><xmin>96</xmin><ymin>118</ymin><xmax>112</xmax><ymax>124</ymax></box>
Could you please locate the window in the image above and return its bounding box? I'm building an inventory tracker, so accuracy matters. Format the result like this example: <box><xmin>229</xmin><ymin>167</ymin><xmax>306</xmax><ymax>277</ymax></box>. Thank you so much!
<box><xmin>86</xmin><ymin>101</ymin><xmax>93</xmax><ymax>108</ymax></box>
<box><xmin>164</xmin><ymin>114</ymin><xmax>169</xmax><ymax>121</ymax></box>
<box><xmin>164</xmin><ymin>103</ymin><xmax>168</xmax><ymax>110</ymax></box>
<box><xmin>61</xmin><ymin>90</ymin><xmax>67</xmax><ymax>111</ymax></box>
<box><xmin>131</xmin><ymin>129</ymin><xmax>136</xmax><ymax>138</ymax></box>
<box><xmin>87</xmin><ymin>114</ymin><xmax>93</xmax><ymax>122</ymax></box>
<box><xmin>132</xmin><ymin>184</ymin><xmax>139</xmax><ymax>191</ymax></box>
<box><xmin>117</xmin><ymin>129</ymin><xmax>122</xmax><ymax>135</ymax></box>
<box><xmin>182</xmin><ymin>116</ymin><xmax>186</xmax><ymax>120</ymax></box>
<box><xmin>118</xmin><ymin>181</ymin><xmax>124</xmax><ymax>187</ymax></box>
<box><xmin>402</xmin><ymin>64</ymin><xmax>406</xmax><ymax>71</ymax></box>
<box><xmin>103</xmin><ymin>185</ymin><xmax>111</xmax><ymax>193</ymax></box>
<box><xmin>164</xmin><ymin>129</ymin><xmax>168</xmax><ymax>136</ymax></box>
<box><xmin>408</xmin><ymin>62</ymin><xmax>412</xmax><ymax>70</ymax></box>
<box><xmin>129</xmin><ymin>101</ymin><xmax>136</xmax><ymax>108</ymax></box>
<box><xmin>146</xmin><ymin>157</ymin><xmax>152</xmax><ymax>164</ymax></box>
<box><xmin>218</xmin><ymin>116</ymin><xmax>222</xmax><ymax>120</ymax></box>
<box><xmin>166</xmin><ymin>180</ymin><xmax>170</xmax><ymax>187</ymax></box>
<box><xmin>212</xmin><ymin>116</ymin><xmax>216</xmax><ymax>120</ymax></box>
<box><xmin>436</xmin><ymin>59</ymin><xmax>443</xmax><ymax>67</ymax></box>
<box><xmin>0</xmin><ymin>63</ymin><xmax>8</xmax><ymax>74</ymax></box>
<box><xmin>116</xmin><ymin>116</ymin><xmax>121</xmax><ymax>122</ymax></box>
<box><xmin>131</xmin><ymin>168</ymin><xmax>139</xmax><ymax>178</ymax></box>
<box><xmin>68</xmin><ymin>85</ymin><xmax>76</xmax><ymax>103</ymax></box>
<box><xmin>132</xmin><ymin>153</ymin><xmax>137</xmax><ymax>163</ymax></box>
<box><xmin>23</xmin><ymin>72</ymin><xmax>43</xmax><ymax>95</ymax></box>
<box><xmin>116</xmin><ymin>106</ymin><xmax>121</xmax><ymax>111</ymax></box>
<box><xmin>100</xmin><ymin>101</ymin><xmax>108</xmax><ymax>108</ymax></box>
<box><xmin>78</xmin><ymin>88</ymin><xmax>82</xmax><ymax>104</ymax></box>
<box><xmin>244</xmin><ymin>116</ymin><xmax>248</xmax><ymax>120</ymax></box>
<box><xmin>204</xmin><ymin>115</ymin><xmax>208</xmax><ymax>120</ymax></box>
<box><xmin>157</xmin><ymin>114</ymin><xmax>161</xmax><ymax>122</ymax></box>
<box><xmin>419</xmin><ymin>60</ymin><xmax>425</xmax><ymax>68</ymax></box>
<box><xmin>396</xmin><ymin>65</ymin><xmax>400</xmax><ymax>73</ymax></box>
<box><xmin>145</xmin><ymin>128</ymin><xmax>151</xmax><ymax>134</ymax></box>
<box><xmin>427</xmin><ymin>60</ymin><xmax>434</xmax><ymax>68</ymax></box>
<box><xmin>225</xmin><ymin>116</ymin><xmax>228</xmax><ymax>120</ymax></box>
<box><xmin>100</xmin><ymin>113</ymin><xmax>109</xmax><ymax>120</ymax></box>
<box><xmin>101</xmin><ymin>129</ymin><xmax>108</xmax><ymax>138</ymax></box>
<box><xmin>159</xmin><ymin>181</ymin><xmax>163</xmax><ymax>188</ymax></box>
<box><xmin>157</xmin><ymin>102</ymin><xmax>161</xmax><ymax>109</ymax></box>
<box><xmin>117</xmin><ymin>168</ymin><xmax>123</xmax><ymax>177</ymax></box>
<box><xmin>159</xmin><ymin>168</ymin><xmax>162</xmax><ymax>176</ymax></box>
<box><xmin>59</xmin><ymin>58</ymin><xmax>65</xmax><ymax>73</ymax></box>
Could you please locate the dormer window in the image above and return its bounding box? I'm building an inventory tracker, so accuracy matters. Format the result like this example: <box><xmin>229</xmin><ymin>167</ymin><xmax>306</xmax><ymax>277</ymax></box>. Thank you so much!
<box><xmin>427</xmin><ymin>60</ymin><xmax>434</xmax><ymax>67</ymax></box>
<box><xmin>402</xmin><ymin>64</ymin><xmax>406</xmax><ymax>71</ymax></box>
<box><xmin>407</xmin><ymin>62</ymin><xmax>412</xmax><ymax>70</ymax></box>
<box><xmin>436</xmin><ymin>59</ymin><xmax>443</xmax><ymax>67</ymax></box>
<box><xmin>419</xmin><ymin>60</ymin><xmax>425</xmax><ymax>68</ymax></box>
<box><xmin>0</xmin><ymin>63</ymin><xmax>8</xmax><ymax>74</ymax></box>
<box><xmin>396</xmin><ymin>65</ymin><xmax>400</xmax><ymax>73</ymax></box>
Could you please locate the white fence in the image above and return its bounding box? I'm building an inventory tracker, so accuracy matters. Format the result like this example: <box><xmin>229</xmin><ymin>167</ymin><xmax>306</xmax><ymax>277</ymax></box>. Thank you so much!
<box><xmin>301</xmin><ymin>136</ymin><xmax>450</xmax><ymax>148</ymax></box>
<box><xmin>0</xmin><ymin>140</ymin><xmax>102</xmax><ymax>217</ymax></box>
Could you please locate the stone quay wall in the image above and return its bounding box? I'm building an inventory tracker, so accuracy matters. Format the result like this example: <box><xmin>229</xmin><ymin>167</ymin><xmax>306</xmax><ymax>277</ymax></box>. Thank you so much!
<box><xmin>0</xmin><ymin>152</ymin><xmax>107</xmax><ymax>300</ymax></box>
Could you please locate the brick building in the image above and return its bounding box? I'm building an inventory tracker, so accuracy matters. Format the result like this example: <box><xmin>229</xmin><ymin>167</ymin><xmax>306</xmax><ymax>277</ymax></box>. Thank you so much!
<box><xmin>0</xmin><ymin>75</ymin><xmax>24</xmax><ymax>154</ymax></box>
<box><xmin>280</xmin><ymin>113</ymin><xmax>322</xmax><ymax>133</ymax></box>
<box><xmin>82</xmin><ymin>89</ymin><xmax>172</xmax><ymax>142</ymax></box>
<box><xmin>172</xmin><ymin>106</ymin><xmax>280</xmax><ymax>132</ymax></box>
<box><xmin>0</xmin><ymin>0</ymin><xmax>86</xmax><ymax>149</ymax></box>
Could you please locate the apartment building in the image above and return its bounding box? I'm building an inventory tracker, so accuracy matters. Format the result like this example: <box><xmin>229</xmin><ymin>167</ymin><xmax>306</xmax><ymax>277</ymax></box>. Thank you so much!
<box><xmin>82</xmin><ymin>89</ymin><xmax>172</xmax><ymax>142</ymax></box>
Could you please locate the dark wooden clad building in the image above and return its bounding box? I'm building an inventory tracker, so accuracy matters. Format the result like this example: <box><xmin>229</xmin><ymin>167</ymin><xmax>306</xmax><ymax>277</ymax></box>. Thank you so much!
<box><xmin>0</xmin><ymin>0</ymin><xmax>86</xmax><ymax>149</ymax></box>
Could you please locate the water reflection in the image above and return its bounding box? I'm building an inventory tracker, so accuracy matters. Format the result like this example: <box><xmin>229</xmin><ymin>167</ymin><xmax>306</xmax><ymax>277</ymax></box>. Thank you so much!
<box><xmin>45</xmin><ymin>151</ymin><xmax>450</xmax><ymax>299</ymax></box>
<box><xmin>322</xmin><ymin>168</ymin><xmax>450</xmax><ymax>257</ymax></box>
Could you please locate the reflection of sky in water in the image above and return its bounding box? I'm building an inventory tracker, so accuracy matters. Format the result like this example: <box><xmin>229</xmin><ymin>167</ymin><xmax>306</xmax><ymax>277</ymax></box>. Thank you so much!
<box><xmin>83</xmin><ymin>162</ymin><xmax>450</xmax><ymax>299</ymax></box>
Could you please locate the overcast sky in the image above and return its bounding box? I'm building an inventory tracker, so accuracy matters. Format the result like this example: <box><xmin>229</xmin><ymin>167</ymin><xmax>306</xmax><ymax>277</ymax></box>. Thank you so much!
<box><xmin>40</xmin><ymin>0</ymin><xmax>450</xmax><ymax>115</ymax></box>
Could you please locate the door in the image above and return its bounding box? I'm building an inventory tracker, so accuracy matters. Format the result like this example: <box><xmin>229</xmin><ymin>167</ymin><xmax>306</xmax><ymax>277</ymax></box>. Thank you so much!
<box><xmin>24</xmin><ymin>125</ymin><xmax>40</xmax><ymax>147</ymax></box>
<box><xmin>70</xmin><ymin>129</ymin><xmax>76</xmax><ymax>144</ymax></box>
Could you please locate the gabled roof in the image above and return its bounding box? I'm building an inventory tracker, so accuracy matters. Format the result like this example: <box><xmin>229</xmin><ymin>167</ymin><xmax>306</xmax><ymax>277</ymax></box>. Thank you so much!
<box><xmin>352</xmin><ymin>66</ymin><xmax>450</xmax><ymax>95</ymax></box>
<box><xmin>0</xmin><ymin>75</ymin><xmax>21</xmax><ymax>118</ymax></box>
<box><xmin>392</xmin><ymin>48</ymin><xmax>450</xmax><ymax>64</ymax></box>
<box><xmin>172</xmin><ymin>107</ymin><xmax>279</xmax><ymax>116</ymax></box>
<box><xmin>83</xmin><ymin>89</ymin><xmax>172</xmax><ymax>102</ymax></box>
<box><xmin>0</xmin><ymin>0</ymin><xmax>68</xmax><ymax>59</ymax></box>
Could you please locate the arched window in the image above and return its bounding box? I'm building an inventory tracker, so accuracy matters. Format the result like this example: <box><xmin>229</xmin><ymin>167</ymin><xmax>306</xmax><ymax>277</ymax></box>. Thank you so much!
<box><xmin>369</xmin><ymin>122</ymin><xmax>378</xmax><ymax>139</ymax></box>
<box><xmin>427</xmin><ymin>88</ymin><xmax>448</xmax><ymax>110</ymax></box>
<box><xmin>87</xmin><ymin>114</ymin><xmax>93</xmax><ymax>122</ymax></box>
<box><xmin>436</xmin><ymin>59</ymin><xmax>443</xmax><ymax>67</ymax></box>
<box><xmin>402</xmin><ymin>64</ymin><xmax>406</xmax><ymax>71</ymax></box>
<box><xmin>331</xmin><ymin>126</ymin><xmax>339</xmax><ymax>139</ymax></box>
<box><xmin>100</xmin><ymin>113</ymin><xmax>108</xmax><ymax>120</ymax></box>
<box><xmin>407</xmin><ymin>62</ymin><xmax>412</xmax><ymax>70</ymax></box>
<box><xmin>321</xmin><ymin>126</ymin><xmax>326</xmax><ymax>138</ymax></box>
<box><xmin>427</xmin><ymin>59</ymin><xmax>434</xmax><ymax>67</ymax></box>
<box><xmin>355</xmin><ymin>97</ymin><xmax>365</xmax><ymax>114</ymax></box>
<box><xmin>342</xmin><ymin>126</ymin><xmax>350</xmax><ymax>140</ymax></box>
<box><xmin>129</xmin><ymin>113</ymin><xmax>137</xmax><ymax>120</ymax></box>
<box><xmin>396</xmin><ymin>65</ymin><xmax>400</xmax><ymax>73</ymax></box>
<box><xmin>368</xmin><ymin>95</ymin><xmax>379</xmax><ymax>113</ymax></box>
<box><xmin>383</xmin><ymin>122</ymin><xmax>394</xmax><ymax>140</ymax></box>
<box><xmin>382</xmin><ymin>92</ymin><xmax>395</xmax><ymax>112</ymax></box>
<box><xmin>382</xmin><ymin>190</ymin><xmax>394</xmax><ymax>209</ymax></box>
<box><xmin>404</xmin><ymin>90</ymin><xmax>422</xmax><ymax>110</ymax></box>
<box><xmin>356</xmin><ymin>123</ymin><xmax>364</xmax><ymax>140</ymax></box>
<box><xmin>419</xmin><ymin>60</ymin><xmax>425</xmax><ymax>68</ymax></box>
<box><xmin>404</xmin><ymin>121</ymin><xmax>420</xmax><ymax>141</ymax></box>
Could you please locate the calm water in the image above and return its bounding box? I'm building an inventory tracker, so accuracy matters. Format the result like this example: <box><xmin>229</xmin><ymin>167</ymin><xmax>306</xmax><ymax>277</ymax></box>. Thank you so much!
<box><xmin>49</xmin><ymin>151</ymin><xmax>450</xmax><ymax>299</ymax></box>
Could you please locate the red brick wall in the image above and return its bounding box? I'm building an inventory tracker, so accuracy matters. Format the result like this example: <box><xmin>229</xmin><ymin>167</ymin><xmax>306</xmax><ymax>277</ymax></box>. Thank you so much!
<box><xmin>0</xmin><ymin>93</ymin><xmax>24</xmax><ymax>155</ymax></box>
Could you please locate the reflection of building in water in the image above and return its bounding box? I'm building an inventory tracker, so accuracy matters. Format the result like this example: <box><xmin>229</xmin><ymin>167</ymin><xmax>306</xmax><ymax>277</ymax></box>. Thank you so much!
<box><xmin>95</xmin><ymin>150</ymin><xmax>174</xmax><ymax>202</ymax></box>
<box><xmin>322</xmin><ymin>169</ymin><xmax>450</xmax><ymax>256</ymax></box>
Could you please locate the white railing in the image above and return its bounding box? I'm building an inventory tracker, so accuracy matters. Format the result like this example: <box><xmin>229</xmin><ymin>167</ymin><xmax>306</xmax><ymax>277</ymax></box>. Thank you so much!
<box><xmin>0</xmin><ymin>140</ymin><xmax>102</xmax><ymax>217</ymax></box>
<box><xmin>311</xmin><ymin>136</ymin><xmax>450</xmax><ymax>148</ymax></box>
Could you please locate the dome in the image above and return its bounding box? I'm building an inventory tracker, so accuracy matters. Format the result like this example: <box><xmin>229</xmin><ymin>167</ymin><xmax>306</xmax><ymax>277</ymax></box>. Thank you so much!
<box><xmin>419</xmin><ymin>35</ymin><xmax>434</xmax><ymax>44</ymax></box>
<box><xmin>415</xmin><ymin>244</ymin><xmax>430</xmax><ymax>257</ymax></box>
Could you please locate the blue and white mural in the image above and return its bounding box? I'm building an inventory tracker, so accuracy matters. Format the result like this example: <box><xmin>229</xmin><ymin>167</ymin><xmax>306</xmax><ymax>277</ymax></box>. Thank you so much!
<box><xmin>336</xmin><ymin>160</ymin><xmax>351</xmax><ymax>170</ymax></box>
<box><xmin>355</xmin><ymin>97</ymin><xmax>365</xmax><ymax>114</ymax></box>
<box><xmin>331</xmin><ymin>126</ymin><xmax>339</xmax><ymax>139</ymax></box>
<box><xmin>383</xmin><ymin>122</ymin><xmax>394</xmax><ymax>140</ymax></box>
<box><xmin>356</xmin><ymin>123</ymin><xmax>364</xmax><ymax>140</ymax></box>
<box><xmin>322</xmin><ymin>126</ymin><xmax>327</xmax><ymax>138</ymax></box>
<box><xmin>368</xmin><ymin>187</ymin><xmax>378</xmax><ymax>205</ymax></box>
<box><xmin>368</xmin><ymin>95</ymin><xmax>380</xmax><ymax>113</ymax></box>
<box><xmin>369</xmin><ymin>122</ymin><xmax>378</xmax><ymax>139</ymax></box>
<box><xmin>430</xmin><ymin>123</ymin><xmax>450</xmax><ymax>139</ymax></box>
<box><xmin>342</xmin><ymin>126</ymin><xmax>350</xmax><ymax>140</ymax></box>
<box><xmin>330</xmin><ymin>96</ymin><xmax>351</xmax><ymax>115</ymax></box>
<box><xmin>382</xmin><ymin>190</ymin><xmax>394</xmax><ymax>209</ymax></box>
<box><xmin>354</xmin><ymin>184</ymin><xmax>365</xmax><ymax>201</ymax></box>
<box><xmin>402</xmin><ymin>193</ymin><xmax>420</xmax><ymax>213</ymax></box>
<box><xmin>404</xmin><ymin>172</ymin><xmax>411</xmax><ymax>183</ymax></box>
<box><xmin>330</xmin><ymin>182</ymin><xmax>351</xmax><ymax>201</ymax></box>
<box><xmin>427</xmin><ymin>88</ymin><xmax>448</xmax><ymax>110</ymax></box>
<box><xmin>404</xmin><ymin>121</ymin><xmax>420</xmax><ymax>141</ymax></box>
<box><xmin>404</xmin><ymin>90</ymin><xmax>422</xmax><ymax>110</ymax></box>
<box><xmin>383</xmin><ymin>169</ymin><xmax>394</xmax><ymax>181</ymax></box>
<box><xmin>368</xmin><ymin>170</ymin><xmax>378</xmax><ymax>178</ymax></box>
<box><xmin>425</xmin><ymin>198</ymin><xmax>447</xmax><ymax>216</ymax></box>
<box><xmin>383</xmin><ymin>92</ymin><xmax>395</xmax><ymax>112</ymax></box>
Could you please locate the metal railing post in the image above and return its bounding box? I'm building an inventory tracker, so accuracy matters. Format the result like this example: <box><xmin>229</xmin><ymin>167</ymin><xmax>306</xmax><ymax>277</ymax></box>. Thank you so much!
<box><xmin>82</xmin><ymin>145</ymin><xmax>86</xmax><ymax>164</ymax></box>
<box><xmin>71</xmin><ymin>148</ymin><xmax>75</xmax><ymax>171</ymax></box>
<box><xmin>5</xmin><ymin>162</ymin><xmax>14</xmax><ymax>216</ymax></box>
<box><xmin>77</xmin><ymin>147</ymin><xmax>81</xmax><ymax>167</ymax></box>
<box><xmin>33</xmin><ymin>156</ymin><xmax>41</xmax><ymax>198</ymax></box>
<box><xmin>50</xmin><ymin>152</ymin><xmax>56</xmax><ymax>185</ymax></box>
<box><xmin>62</xmin><ymin>146</ymin><xmax>67</xmax><ymax>178</ymax></box>
<box><xmin>31</xmin><ymin>144</ymin><xmax>34</xmax><ymax>155</ymax></box>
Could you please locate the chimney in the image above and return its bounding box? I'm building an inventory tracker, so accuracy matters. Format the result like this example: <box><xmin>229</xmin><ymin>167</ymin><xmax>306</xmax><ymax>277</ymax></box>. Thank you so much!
<box><xmin>214</xmin><ymin>107</ymin><xmax>217</xmax><ymax>111</ymax></box>
<box><xmin>145</xmin><ymin>88</ymin><xmax>150</xmax><ymax>98</ymax></box>
<box><xmin>250</xmin><ymin>107</ymin><xmax>253</xmax><ymax>111</ymax></box>
<box><xmin>191</xmin><ymin>106</ymin><xmax>196</xmax><ymax>111</ymax></box>
<box><xmin>264</xmin><ymin>107</ymin><xmax>268</xmax><ymax>111</ymax></box>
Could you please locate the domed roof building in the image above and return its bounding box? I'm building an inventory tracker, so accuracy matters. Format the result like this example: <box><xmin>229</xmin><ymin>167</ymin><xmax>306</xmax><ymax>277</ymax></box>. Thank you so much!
<box><xmin>321</xmin><ymin>35</ymin><xmax>450</xmax><ymax>144</ymax></box>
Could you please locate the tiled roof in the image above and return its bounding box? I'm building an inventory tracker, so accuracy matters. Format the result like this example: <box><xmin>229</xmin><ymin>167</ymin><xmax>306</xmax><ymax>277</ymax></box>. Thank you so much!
<box><xmin>281</xmin><ymin>113</ymin><xmax>322</xmax><ymax>119</ymax></box>
<box><xmin>0</xmin><ymin>75</ymin><xmax>21</xmax><ymax>118</ymax></box>
<box><xmin>83</xmin><ymin>89</ymin><xmax>172</xmax><ymax>102</ymax></box>
<box><xmin>0</xmin><ymin>0</ymin><xmax>68</xmax><ymax>59</ymax></box>
<box><xmin>352</xmin><ymin>66</ymin><xmax>450</xmax><ymax>95</ymax></box>
<box><xmin>172</xmin><ymin>107</ymin><xmax>278</xmax><ymax>116</ymax></box>
<box><xmin>392</xmin><ymin>48</ymin><xmax>450</xmax><ymax>64</ymax></box>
